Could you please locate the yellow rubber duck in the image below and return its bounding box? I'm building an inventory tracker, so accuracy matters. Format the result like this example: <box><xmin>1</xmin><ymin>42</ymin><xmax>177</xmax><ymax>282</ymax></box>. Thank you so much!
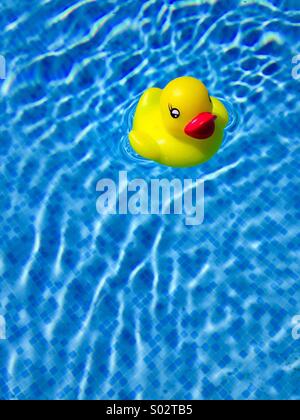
<box><xmin>129</xmin><ymin>76</ymin><xmax>229</xmax><ymax>168</ymax></box>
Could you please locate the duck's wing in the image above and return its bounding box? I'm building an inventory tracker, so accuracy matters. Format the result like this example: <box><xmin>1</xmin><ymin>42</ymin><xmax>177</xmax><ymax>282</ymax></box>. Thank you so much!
<box><xmin>129</xmin><ymin>88</ymin><xmax>162</xmax><ymax>162</ymax></box>
<box><xmin>129</xmin><ymin>129</ymin><xmax>161</xmax><ymax>162</ymax></box>
<box><xmin>129</xmin><ymin>87</ymin><xmax>162</xmax><ymax>161</ymax></box>
<box><xmin>136</xmin><ymin>88</ymin><xmax>161</xmax><ymax>112</ymax></box>
<box><xmin>211</xmin><ymin>97</ymin><xmax>229</xmax><ymax>127</ymax></box>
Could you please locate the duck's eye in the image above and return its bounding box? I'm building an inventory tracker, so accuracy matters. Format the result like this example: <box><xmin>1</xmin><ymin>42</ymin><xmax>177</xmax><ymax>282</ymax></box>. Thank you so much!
<box><xmin>170</xmin><ymin>107</ymin><xmax>180</xmax><ymax>119</ymax></box>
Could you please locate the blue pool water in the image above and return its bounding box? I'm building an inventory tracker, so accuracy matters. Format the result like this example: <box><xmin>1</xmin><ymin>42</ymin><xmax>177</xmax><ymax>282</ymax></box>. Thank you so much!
<box><xmin>0</xmin><ymin>0</ymin><xmax>300</xmax><ymax>400</ymax></box>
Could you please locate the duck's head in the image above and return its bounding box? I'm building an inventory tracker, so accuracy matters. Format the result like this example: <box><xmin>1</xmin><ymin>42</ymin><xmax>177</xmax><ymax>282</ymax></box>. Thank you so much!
<box><xmin>160</xmin><ymin>76</ymin><xmax>217</xmax><ymax>141</ymax></box>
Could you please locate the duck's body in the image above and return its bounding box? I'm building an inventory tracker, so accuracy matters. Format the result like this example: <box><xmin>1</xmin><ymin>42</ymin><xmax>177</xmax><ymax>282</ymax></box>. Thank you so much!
<box><xmin>129</xmin><ymin>77</ymin><xmax>229</xmax><ymax>168</ymax></box>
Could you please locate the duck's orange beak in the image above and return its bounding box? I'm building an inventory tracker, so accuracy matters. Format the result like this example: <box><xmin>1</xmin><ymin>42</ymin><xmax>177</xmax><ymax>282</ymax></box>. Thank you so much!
<box><xmin>184</xmin><ymin>112</ymin><xmax>217</xmax><ymax>140</ymax></box>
